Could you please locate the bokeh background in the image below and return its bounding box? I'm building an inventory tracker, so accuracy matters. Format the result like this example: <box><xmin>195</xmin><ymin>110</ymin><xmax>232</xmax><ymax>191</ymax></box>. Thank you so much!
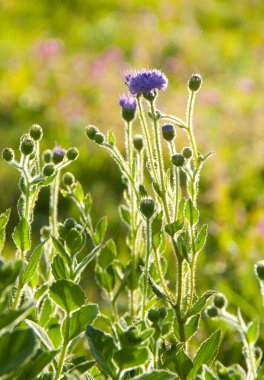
<box><xmin>1</xmin><ymin>0</ymin><xmax>264</xmax><ymax>367</ymax></box>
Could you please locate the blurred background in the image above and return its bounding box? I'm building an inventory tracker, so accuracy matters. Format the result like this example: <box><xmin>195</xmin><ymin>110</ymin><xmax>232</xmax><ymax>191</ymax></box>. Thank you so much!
<box><xmin>0</xmin><ymin>0</ymin><xmax>264</xmax><ymax>367</ymax></box>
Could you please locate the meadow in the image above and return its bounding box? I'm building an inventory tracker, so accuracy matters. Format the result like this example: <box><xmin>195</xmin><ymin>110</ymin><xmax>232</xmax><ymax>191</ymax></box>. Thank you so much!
<box><xmin>0</xmin><ymin>1</ymin><xmax>264</xmax><ymax>379</ymax></box>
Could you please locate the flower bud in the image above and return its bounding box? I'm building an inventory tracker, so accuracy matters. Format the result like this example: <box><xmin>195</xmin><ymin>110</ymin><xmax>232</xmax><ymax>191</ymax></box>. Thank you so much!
<box><xmin>140</xmin><ymin>197</ymin><xmax>155</xmax><ymax>219</ymax></box>
<box><xmin>182</xmin><ymin>147</ymin><xmax>192</xmax><ymax>159</ymax></box>
<box><xmin>66</xmin><ymin>147</ymin><xmax>79</xmax><ymax>161</ymax></box>
<box><xmin>42</xmin><ymin>149</ymin><xmax>52</xmax><ymax>163</ymax></box>
<box><xmin>62</xmin><ymin>172</ymin><xmax>75</xmax><ymax>186</ymax></box>
<box><xmin>171</xmin><ymin>154</ymin><xmax>184</xmax><ymax>167</ymax></box>
<box><xmin>29</xmin><ymin>124</ymin><xmax>43</xmax><ymax>141</ymax></box>
<box><xmin>148</xmin><ymin>308</ymin><xmax>159</xmax><ymax>322</ymax></box>
<box><xmin>143</xmin><ymin>90</ymin><xmax>157</xmax><ymax>102</ymax></box>
<box><xmin>188</xmin><ymin>74</ymin><xmax>202</xmax><ymax>92</ymax></box>
<box><xmin>20</xmin><ymin>138</ymin><xmax>34</xmax><ymax>156</ymax></box>
<box><xmin>158</xmin><ymin>307</ymin><xmax>167</xmax><ymax>319</ymax></box>
<box><xmin>2</xmin><ymin>147</ymin><xmax>14</xmax><ymax>162</ymax></box>
<box><xmin>213</xmin><ymin>293</ymin><xmax>227</xmax><ymax>309</ymax></box>
<box><xmin>162</xmin><ymin>124</ymin><xmax>175</xmax><ymax>142</ymax></box>
<box><xmin>43</xmin><ymin>164</ymin><xmax>55</xmax><ymax>177</ymax></box>
<box><xmin>133</xmin><ymin>135</ymin><xmax>143</xmax><ymax>152</ymax></box>
<box><xmin>40</xmin><ymin>225</ymin><xmax>50</xmax><ymax>239</ymax></box>
<box><xmin>119</xmin><ymin>95</ymin><xmax>137</xmax><ymax>122</ymax></box>
<box><xmin>94</xmin><ymin>133</ymin><xmax>104</xmax><ymax>145</ymax></box>
<box><xmin>86</xmin><ymin>125</ymin><xmax>98</xmax><ymax>140</ymax></box>
<box><xmin>206</xmin><ymin>306</ymin><xmax>218</xmax><ymax>318</ymax></box>
<box><xmin>53</xmin><ymin>146</ymin><xmax>65</xmax><ymax>164</ymax></box>
<box><xmin>64</xmin><ymin>218</ymin><xmax>76</xmax><ymax>230</ymax></box>
<box><xmin>255</xmin><ymin>261</ymin><xmax>264</xmax><ymax>280</ymax></box>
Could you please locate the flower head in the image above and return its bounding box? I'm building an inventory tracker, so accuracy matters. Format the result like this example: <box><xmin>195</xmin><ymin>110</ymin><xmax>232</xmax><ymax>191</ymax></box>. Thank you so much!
<box><xmin>125</xmin><ymin>69</ymin><xmax>168</xmax><ymax>97</ymax></box>
<box><xmin>119</xmin><ymin>94</ymin><xmax>137</xmax><ymax>122</ymax></box>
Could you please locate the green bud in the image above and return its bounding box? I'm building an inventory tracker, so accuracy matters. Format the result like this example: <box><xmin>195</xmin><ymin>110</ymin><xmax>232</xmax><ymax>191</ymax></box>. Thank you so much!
<box><xmin>40</xmin><ymin>225</ymin><xmax>50</xmax><ymax>239</ymax></box>
<box><xmin>213</xmin><ymin>293</ymin><xmax>227</xmax><ymax>309</ymax></box>
<box><xmin>86</xmin><ymin>125</ymin><xmax>98</xmax><ymax>140</ymax></box>
<box><xmin>122</xmin><ymin>108</ymin><xmax>136</xmax><ymax>123</ymax></box>
<box><xmin>140</xmin><ymin>197</ymin><xmax>155</xmax><ymax>219</ymax></box>
<box><xmin>2</xmin><ymin>147</ymin><xmax>14</xmax><ymax>162</ymax></box>
<box><xmin>171</xmin><ymin>153</ymin><xmax>184</xmax><ymax>167</ymax></box>
<box><xmin>29</xmin><ymin>124</ymin><xmax>43</xmax><ymax>141</ymax></box>
<box><xmin>53</xmin><ymin>147</ymin><xmax>65</xmax><ymax>164</ymax></box>
<box><xmin>158</xmin><ymin>307</ymin><xmax>167</xmax><ymax>319</ymax></box>
<box><xmin>188</xmin><ymin>74</ymin><xmax>202</xmax><ymax>92</ymax></box>
<box><xmin>94</xmin><ymin>133</ymin><xmax>104</xmax><ymax>145</ymax></box>
<box><xmin>162</xmin><ymin>124</ymin><xmax>175</xmax><ymax>142</ymax></box>
<box><xmin>64</xmin><ymin>218</ymin><xmax>76</xmax><ymax>230</ymax></box>
<box><xmin>182</xmin><ymin>147</ymin><xmax>192</xmax><ymax>159</ymax></box>
<box><xmin>143</xmin><ymin>90</ymin><xmax>157</xmax><ymax>102</ymax></box>
<box><xmin>42</xmin><ymin>149</ymin><xmax>52</xmax><ymax>163</ymax></box>
<box><xmin>43</xmin><ymin>164</ymin><xmax>55</xmax><ymax>177</ymax></box>
<box><xmin>133</xmin><ymin>135</ymin><xmax>144</xmax><ymax>152</ymax></box>
<box><xmin>66</xmin><ymin>147</ymin><xmax>79</xmax><ymax>161</ymax></box>
<box><xmin>148</xmin><ymin>308</ymin><xmax>159</xmax><ymax>323</ymax></box>
<box><xmin>255</xmin><ymin>261</ymin><xmax>264</xmax><ymax>280</ymax></box>
<box><xmin>206</xmin><ymin>306</ymin><xmax>218</xmax><ymax>318</ymax></box>
<box><xmin>20</xmin><ymin>138</ymin><xmax>34</xmax><ymax>156</ymax></box>
<box><xmin>62</xmin><ymin>172</ymin><xmax>75</xmax><ymax>186</ymax></box>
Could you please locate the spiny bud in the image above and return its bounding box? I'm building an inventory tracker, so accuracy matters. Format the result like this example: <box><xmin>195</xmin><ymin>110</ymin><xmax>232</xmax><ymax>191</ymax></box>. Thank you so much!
<box><xmin>66</xmin><ymin>147</ymin><xmax>79</xmax><ymax>161</ymax></box>
<box><xmin>62</xmin><ymin>172</ymin><xmax>75</xmax><ymax>186</ymax></box>
<box><xmin>20</xmin><ymin>138</ymin><xmax>34</xmax><ymax>156</ymax></box>
<box><xmin>213</xmin><ymin>293</ymin><xmax>227</xmax><ymax>309</ymax></box>
<box><xmin>29</xmin><ymin>124</ymin><xmax>43</xmax><ymax>141</ymax></box>
<box><xmin>133</xmin><ymin>135</ymin><xmax>143</xmax><ymax>152</ymax></box>
<box><xmin>43</xmin><ymin>164</ymin><xmax>55</xmax><ymax>177</ymax></box>
<box><xmin>255</xmin><ymin>261</ymin><xmax>264</xmax><ymax>280</ymax></box>
<box><xmin>2</xmin><ymin>147</ymin><xmax>14</xmax><ymax>162</ymax></box>
<box><xmin>171</xmin><ymin>153</ymin><xmax>184</xmax><ymax>167</ymax></box>
<box><xmin>162</xmin><ymin>124</ymin><xmax>175</xmax><ymax>142</ymax></box>
<box><xmin>140</xmin><ymin>197</ymin><xmax>155</xmax><ymax>219</ymax></box>
<box><xmin>182</xmin><ymin>147</ymin><xmax>192</xmax><ymax>159</ymax></box>
<box><xmin>86</xmin><ymin>125</ymin><xmax>98</xmax><ymax>140</ymax></box>
<box><xmin>206</xmin><ymin>306</ymin><xmax>218</xmax><ymax>318</ymax></box>
<box><xmin>94</xmin><ymin>133</ymin><xmax>104</xmax><ymax>145</ymax></box>
<box><xmin>42</xmin><ymin>149</ymin><xmax>52</xmax><ymax>163</ymax></box>
<box><xmin>148</xmin><ymin>308</ymin><xmax>159</xmax><ymax>323</ymax></box>
<box><xmin>188</xmin><ymin>74</ymin><xmax>202</xmax><ymax>92</ymax></box>
<box><xmin>53</xmin><ymin>146</ymin><xmax>65</xmax><ymax>164</ymax></box>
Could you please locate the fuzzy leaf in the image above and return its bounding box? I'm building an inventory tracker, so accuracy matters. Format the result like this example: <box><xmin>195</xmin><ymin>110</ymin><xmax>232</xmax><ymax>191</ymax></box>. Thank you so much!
<box><xmin>22</xmin><ymin>240</ymin><xmax>47</xmax><ymax>285</ymax></box>
<box><xmin>95</xmin><ymin>265</ymin><xmax>115</xmax><ymax>292</ymax></box>
<box><xmin>26</xmin><ymin>320</ymin><xmax>54</xmax><ymax>351</ymax></box>
<box><xmin>0</xmin><ymin>260</ymin><xmax>22</xmax><ymax>293</ymax></box>
<box><xmin>49</xmin><ymin>280</ymin><xmax>86</xmax><ymax>312</ymax></box>
<box><xmin>185</xmin><ymin>199</ymin><xmax>199</xmax><ymax>225</ymax></box>
<box><xmin>119</xmin><ymin>205</ymin><xmax>130</xmax><ymax>226</ymax></box>
<box><xmin>12</xmin><ymin>217</ymin><xmax>31</xmax><ymax>252</ymax></box>
<box><xmin>185</xmin><ymin>291</ymin><xmax>215</xmax><ymax>319</ymax></box>
<box><xmin>98</xmin><ymin>239</ymin><xmax>116</xmax><ymax>268</ymax></box>
<box><xmin>107</xmin><ymin>130</ymin><xmax>116</xmax><ymax>146</ymax></box>
<box><xmin>0</xmin><ymin>208</ymin><xmax>11</xmax><ymax>254</ymax></box>
<box><xmin>195</xmin><ymin>224</ymin><xmax>208</xmax><ymax>253</ymax></box>
<box><xmin>133</xmin><ymin>370</ymin><xmax>176</xmax><ymax>380</ymax></box>
<box><xmin>65</xmin><ymin>228</ymin><xmax>85</xmax><ymax>256</ymax></box>
<box><xmin>113</xmin><ymin>347</ymin><xmax>149</xmax><ymax>371</ymax></box>
<box><xmin>184</xmin><ymin>315</ymin><xmax>200</xmax><ymax>341</ymax></box>
<box><xmin>174</xmin><ymin>350</ymin><xmax>193</xmax><ymax>378</ymax></box>
<box><xmin>51</xmin><ymin>254</ymin><xmax>71</xmax><ymax>280</ymax></box>
<box><xmin>165</xmin><ymin>219</ymin><xmax>184</xmax><ymax>236</ymax></box>
<box><xmin>246</xmin><ymin>319</ymin><xmax>259</xmax><ymax>344</ymax></box>
<box><xmin>75</xmin><ymin>244</ymin><xmax>101</xmax><ymax>277</ymax></box>
<box><xmin>50</xmin><ymin>236</ymin><xmax>71</xmax><ymax>267</ymax></box>
<box><xmin>94</xmin><ymin>217</ymin><xmax>107</xmax><ymax>245</ymax></box>
<box><xmin>0</xmin><ymin>302</ymin><xmax>34</xmax><ymax>330</ymax></box>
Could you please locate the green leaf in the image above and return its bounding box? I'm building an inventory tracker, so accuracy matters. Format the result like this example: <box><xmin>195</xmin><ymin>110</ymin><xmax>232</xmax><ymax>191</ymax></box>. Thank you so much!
<box><xmin>113</xmin><ymin>347</ymin><xmax>149</xmax><ymax>371</ymax></box>
<box><xmin>195</xmin><ymin>224</ymin><xmax>208</xmax><ymax>253</ymax></box>
<box><xmin>15</xmin><ymin>349</ymin><xmax>58</xmax><ymax>380</ymax></box>
<box><xmin>84</xmin><ymin>193</ymin><xmax>92</xmax><ymax>214</ymax></box>
<box><xmin>74</xmin><ymin>181</ymin><xmax>84</xmax><ymax>202</ymax></box>
<box><xmin>148</xmin><ymin>276</ymin><xmax>169</xmax><ymax>303</ymax></box>
<box><xmin>184</xmin><ymin>315</ymin><xmax>200</xmax><ymax>341</ymax></box>
<box><xmin>50</xmin><ymin>236</ymin><xmax>72</xmax><ymax>267</ymax></box>
<box><xmin>25</xmin><ymin>320</ymin><xmax>54</xmax><ymax>351</ymax></box>
<box><xmin>174</xmin><ymin>350</ymin><xmax>193</xmax><ymax>378</ymax></box>
<box><xmin>0</xmin><ymin>302</ymin><xmax>34</xmax><ymax>330</ymax></box>
<box><xmin>75</xmin><ymin>244</ymin><xmax>101</xmax><ymax>277</ymax></box>
<box><xmin>98</xmin><ymin>239</ymin><xmax>117</xmax><ymax>268</ymax></box>
<box><xmin>188</xmin><ymin>330</ymin><xmax>221</xmax><ymax>379</ymax></box>
<box><xmin>49</xmin><ymin>280</ymin><xmax>86</xmax><ymax>312</ymax></box>
<box><xmin>22</xmin><ymin>240</ymin><xmax>47</xmax><ymax>285</ymax></box>
<box><xmin>246</xmin><ymin>319</ymin><xmax>259</xmax><ymax>344</ymax></box>
<box><xmin>202</xmin><ymin>366</ymin><xmax>218</xmax><ymax>380</ymax></box>
<box><xmin>86</xmin><ymin>325</ymin><xmax>118</xmax><ymax>378</ymax></box>
<box><xmin>0</xmin><ymin>260</ymin><xmax>22</xmax><ymax>293</ymax></box>
<box><xmin>94</xmin><ymin>216</ymin><xmax>107</xmax><ymax>245</ymax></box>
<box><xmin>185</xmin><ymin>291</ymin><xmax>215</xmax><ymax>319</ymax></box>
<box><xmin>39</xmin><ymin>297</ymin><xmax>54</xmax><ymax>328</ymax></box>
<box><xmin>165</xmin><ymin>219</ymin><xmax>184</xmax><ymax>236</ymax></box>
<box><xmin>51</xmin><ymin>254</ymin><xmax>71</xmax><ymax>280</ymax></box>
<box><xmin>65</xmin><ymin>228</ymin><xmax>85</xmax><ymax>256</ymax></box>
<box><xmin>107</xmin><ymin>130</ymin><xmax>116</xmax><ymax>145</ymax></box>
<box><xmin>12</xmin><ymin>217</ymin><xmax>31</xmax><ymax>252</ymax></box>
<box><xmin>63</xmin><ymin>304</ymin><xmax>99</xmax><ymax>341</ymax></box>
<box><xmin>185</xmin><ymin>199</ymin><xmax>199</xmax><ymax>225</ymax></box>
<box><xmin>0</xmin><ymin>328</ymin><xmax>36</xmax><ymax>376</ymax></box>
<box><xmin>95</xmin><ymin>265</ymin><xmax>116</xmax><ymax>292</ymax></box>
<box><xmin>0</xmin><ymin>208</ymin><xmax>11</xmax><ymax>254</ymax></box>
<box><xmin>133</xmin><ymin>370</ymin><xmax>176</xmax><ymax>380</ymax></box>
<box><xmin>119</xmin><ymin>205</ymin><xmax>130</xmax><ymax>226</ymax></box>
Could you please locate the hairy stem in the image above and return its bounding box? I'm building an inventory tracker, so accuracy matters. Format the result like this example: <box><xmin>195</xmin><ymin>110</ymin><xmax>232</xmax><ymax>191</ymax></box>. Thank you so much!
<box><xmin>142</xmin><ymin>218</ymin><xmax>152</xmax><ymax>320</ymax></box>
<box><xmin>54</xmin><ymin>313</ymin><xmax>70</xmax><ymax>380</ymax></box>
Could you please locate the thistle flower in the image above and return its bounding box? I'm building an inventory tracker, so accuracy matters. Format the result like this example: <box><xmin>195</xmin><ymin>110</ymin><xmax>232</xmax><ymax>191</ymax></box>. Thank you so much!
<box><xmin>119</xmin><ymin>94</ymin><xmax>137</xmax><ymax>122</ymax></box>
<box><xmin>125</xmin><ymin>69</ymin><xmax>168</xmax><ymax>97</ymax></box>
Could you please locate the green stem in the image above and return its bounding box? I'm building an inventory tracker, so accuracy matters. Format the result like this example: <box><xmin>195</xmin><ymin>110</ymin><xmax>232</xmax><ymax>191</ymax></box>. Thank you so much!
<box><xmin>153</xmin><ymin>247</ymin><xmax>173</xmax><ymax>303</ymax></box>
<box><xmin>186</xmin><ymin>91</ymin><xmax>198</xmax><ymax>166</ymax></box>
<box><xmin>142</xmin><ymin>218</ymin><xmax>152</xmax><ymax>320</ymax></box>
<box><xmin>49</xmin><ymin>172</ymin><xmax>60</xmax><ymax>258</ymax></box>
<box><xmin>54</xmin><ymin>313</ymin><xmax>70</xmax><ymax>380</ymax></box>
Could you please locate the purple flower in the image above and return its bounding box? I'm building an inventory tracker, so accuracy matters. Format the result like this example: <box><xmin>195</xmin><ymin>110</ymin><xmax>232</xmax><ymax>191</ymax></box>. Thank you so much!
<box><xmin>53</xmin><ymin>145</ymin><xmax>65</xmax><ymax>164</ymax></box>
<box><xmin>119</xmin><ymin>94</ymin><xmax>137</xmax><ymax>122</ymax></box>
<box><xmin>125</xmin><ymin>69</ymin><xmax>168</xmax><ymax>96</ymax></box>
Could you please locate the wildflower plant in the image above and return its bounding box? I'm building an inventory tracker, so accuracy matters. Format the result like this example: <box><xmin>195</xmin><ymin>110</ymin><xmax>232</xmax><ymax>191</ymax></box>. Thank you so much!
<box><xmin>0</xmin><ymin>68</ymin><xmax>264</xmax><ymax>380</ymax></box>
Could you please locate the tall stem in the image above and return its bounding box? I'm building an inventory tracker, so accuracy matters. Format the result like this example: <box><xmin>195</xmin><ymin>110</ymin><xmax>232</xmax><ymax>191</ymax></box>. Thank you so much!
<box><xmin>142</xmin><ymin>218</ymin><xmax>152</xmax><ymax>320</ymax></box>
<box><xmin>49</xmin><ymin>172</ymin><xmax>60</xmax><ymax>257</ymax></box>
<box><xmin>186</xmin><ymin>91</ymin><xmax>198</xmax><ymax>166</ymax></box>
<box><xmin>55</xmin><ymin>313</ymin><xmax>70</xmax><ymax>380</ymax></box>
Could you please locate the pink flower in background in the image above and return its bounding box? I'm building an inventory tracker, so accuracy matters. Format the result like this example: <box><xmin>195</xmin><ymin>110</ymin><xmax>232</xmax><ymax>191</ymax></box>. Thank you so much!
<box><xmin>259</xmin><ymin>220</ymin><xmax>264</xmax><ymax>237</ymax></box>
<box><xmin>33</xmin><ymin>38</ymin><xmax>64</xmax><ymax>59</ymax></box>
